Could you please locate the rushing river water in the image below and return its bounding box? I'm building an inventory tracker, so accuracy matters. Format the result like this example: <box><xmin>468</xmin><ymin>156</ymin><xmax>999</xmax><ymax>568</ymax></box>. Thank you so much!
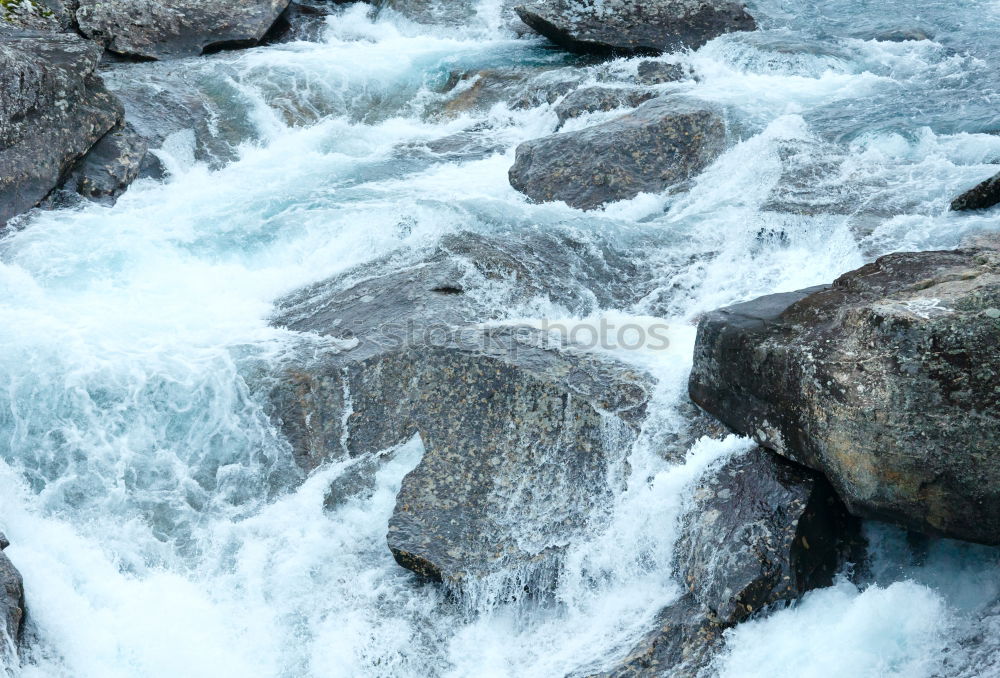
<box><xmin>1</xmin><ymin>1</ymin><xmax>1000</xmax><ymax>676</ymax></box>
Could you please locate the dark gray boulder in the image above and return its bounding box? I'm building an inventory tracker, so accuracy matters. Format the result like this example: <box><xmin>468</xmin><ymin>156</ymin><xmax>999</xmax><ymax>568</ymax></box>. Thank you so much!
<box><xmin>554</xmin><ymin>86</ymin><xmax>655</xmax><ymax>126</ymax></box>
<box><xmin>509</xmin><ymin>98</ymin><xmax>726</xmax><ymax>210</ymax></box>
<box><xmin>59</xmin><ymin>122</ymin><xmax>149</xmax><ymax>204</ymax></box>
<box><xmin>0</xmin><ymin>0</ymin><xmax>74</xmax><ymax>31</ymax></box>
<box><xmin>689</xmin><ymin>246</ymin><xmax>1000</xmax><ymax>544</ymax></box>
<box><xmin>951</xmin><ymin>170</ymin><xmax>1000</xmax><ymax>212</ymax></box>
<box><xmin>0</xmin><ymin>28</ymin><xmax>122</xmax><ymax>226</ymax></box>
<box><xmin>514</xmin><ymin>0</ymin><xmax>756</xmax><ymax>57</ymax></box>
<box><xmin>0</xmin><ymin>539</ymin><xmax>24</xmax><ymax>656</ymax></box>
<box><xmin>635</xmin><ymin>60</ymin><xmax>688</xmax><ymax>85</ymax></box>
<box><xmin>75</xmin><ymin>0</ymin><xmax>291</xmax><ymax>60</ymax></box>
<box><xmin>675</xmin><ymin>448</ymin><xmax>858</xmax><ymax>624</ymax></box>
<box><xmin>583</xmin><ymin>595</ymin><xmax>726</xmax><ymax>678</ymax></box>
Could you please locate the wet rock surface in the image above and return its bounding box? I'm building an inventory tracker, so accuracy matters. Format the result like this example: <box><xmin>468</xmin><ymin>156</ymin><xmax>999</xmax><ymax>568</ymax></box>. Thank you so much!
<box><xmin>951</xmin><ymin>170</ymin><xmax>1000</xmax><ymax>212</ymax></box>
<box><xmin>0</xmin><ymin>28</ymin><xmax>122</xmax><ymax>225</ymax></box>
<box><xmin>690</xmin><ymin>246</ymin><xmax>1000</xmax><ymax>544</ymax></box>
<box><xmin>75</xmin><ymin>0</ymin><xmax>291</xmax><ymax>60</ymax></box>
<box><xmin>514</xmin><ymin>0</ymin><xmax>756</xmax><ymax>56</ymax></box>
<box><xmin>583</xmin><ymin>594</ymin><xmax>726</xmax><ymax>678</ymax></box>
<box><xmin>0</xmin><ymin>538</ymin><xmax>24</xmax><ymax>656</ymax></box>
<box><xmin>676</xmin><ymin>448</ymin><xmax>858</xmax><ymax>624</ymax></box>
<box><xmin>634</xmin><ymin>60</ymin><xmax>688</xmax><ymax>85</ymax></box>
<box><xmin>59</xmin><ymin>122</ymin><xmax>149</xmax><ymax>204</ymax></box>
<box><xmin>554</xmin><ymin>86</ymin><xmax>655</xmax><ymax>126</ymax></box>
<box><xmin>509</xmin><ymin>98</ymin><xmax>726</xmax><ymax>210</ymax></box>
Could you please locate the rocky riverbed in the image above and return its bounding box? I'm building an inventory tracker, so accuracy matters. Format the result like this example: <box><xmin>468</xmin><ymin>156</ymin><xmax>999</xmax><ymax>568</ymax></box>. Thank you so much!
<box><xmin>1</xmin><ymin>0</ymin><xmax>998</xmax><ymax>676</ymax></box>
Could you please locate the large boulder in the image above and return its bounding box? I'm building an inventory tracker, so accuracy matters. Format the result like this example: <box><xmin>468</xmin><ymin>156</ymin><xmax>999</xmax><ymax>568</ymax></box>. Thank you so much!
<box><xmin>509</xmin><ymin>98</ymin><xmax>726</xmax><ymax>210</ymax></box>
<box><xmin>951</xmin><ymin>170</ymin><xmax>1000</xmax><ymax>212</ymax></box>
<box><xmin>75</xmin><ymin>0</ymin><xmax>291</xmax><ymax>60</ymax></box>
<box><xmin>0</xmin><ymin>28</ymin><xmax>122</xmax><ymax>226</ymax></box>
<box><xmin>514</xmin><ymin>0</ymin><xmax>756</xmax><ymax>57</ymax></box>
<box><xmin>58</xmin><ymin>122</ymin><xmax>150</xmax><ymax>204</ymax></box>
<box><xmin>689</xmin><ymin>246</ymin><xmax>1000</xmax><ymax>544</ymax></box>
<box><xmin>675</xmin><ymin>448</ymin><xmax>858</xmax><ymax>623</ymax></box>
<box><xmin>0</xmin><ymin>535</ymin><xmax>24</xmax><ymax>657</ymax></box>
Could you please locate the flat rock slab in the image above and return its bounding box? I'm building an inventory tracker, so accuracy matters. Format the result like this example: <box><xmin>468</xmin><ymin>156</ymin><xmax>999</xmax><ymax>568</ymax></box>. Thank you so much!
<box><xmin>75</xmin><ymin>0</ymin><xmax>291</xmax><ymax>60</ymax></box>
<box><xmin>0</xmin><ymin>28</ymin><xmax>122</xmax><ymax>225</ymax></box>
<box><xmin>515</xmin><ymin>0</ymin><xmax>756</xmax><ymax>56</ymax></box>
<box><xmin>509</xmin><ymin>98</ymin><xmax>726</xmax><ymax>210</ymax></box>
<box><xmin>690</xmin><ymin>246</ymin><xmax>1000</xmax><ymax>544</ymax></box>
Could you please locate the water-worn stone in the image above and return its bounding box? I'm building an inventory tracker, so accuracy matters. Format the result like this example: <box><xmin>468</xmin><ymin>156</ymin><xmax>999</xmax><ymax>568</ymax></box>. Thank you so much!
<box><xmin>554</xmin><ymin>86</ymin><xmax>655</xmax><ymax>126</ymax></box>
<box><xmin>0</xmin><ymin>28</ymin><xmax>122</xmax><ymax>226</ymax></box>
<box><xmin>951</xmin><ymin>170</ymin><xmax>1000</xmax><ymax>212</ymax></box>
<box><xmin>0</xmin><ymin>542</ymin><xmax>24</xmax><ymax>656</ymax></box>
<box><xmin>514</xmin><ymin>0</ymin><xmax>756</xmax><ymax>56</ymax></box>
<box><xmin>434</xmin><ymin>67</ymin><xmax>580</xmax><ymax>118</ymax></box>
<box><xmin>75</xmin><ymin>0</ymin><xmax>291</xmax><ymax>60</ymax></box>
<box><xmin>676</xmin><ymin>448</ymin><xmax>858</xmax><ymax>623</ymax></box>
<box><xmin>509</xmin><ymin>98</ymin><xmax>726</xmax><ymax>210</ymax></box>
<box><xmin>634</xmin><ymin>60</ymin><xmax>688</xmax><ymax>85</ymax></box>
<box><xmin>583</xmin><ymin>595</ymin><xmax>726</xmax><ymax>678</ymax></box>
<box><xmin>689</xmin><ymin>246</ymin><xmax>1000</xmax><ymax>544</ymax></box>
<box><xmin>59</xmin><ymin>122</ymin><xmax>148</xmax><ymax>203</ymax></box>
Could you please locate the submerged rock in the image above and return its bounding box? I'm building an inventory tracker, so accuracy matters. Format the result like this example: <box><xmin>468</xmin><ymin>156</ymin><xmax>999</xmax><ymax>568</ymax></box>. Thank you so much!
<box><xmin>509</xmin><ymin>98</ymin><xmax>726</xmax><ymax>210</ymax></box>
<box><xmin>75</xmin><ymin>0</ymin><xmax>291</xmax><ymax>60</ymax></box>
<box><xmin>676</xmin><ymin>448</ymin><xmax>858</xmax><ymax>623</ymax></box>
<box><xmin>434</xmin><ymin>67</ymin><xmax>580</xmax><ymax>118</ymax></box>
<box><xmin>514</xmin><ymin>0</ymin><xmax>756</xmax><ymax>57</ymax></box>
<box><xmin>60</xmin><ymin>122</ymin><xmax>149</xmax><ymax>204</ymax></box>
<box><xmin>689</xmin><ymin>246</ymin><xmax>1000</xmax><ymax>544</ymax></box>
<box><xmin>0</xmin><ymin>540</ymin><xmax>24</xmax><ymax>656</ymax></box>
<box><xmin>0</xmin><ymin>28</ymin><xmax>122</xmax><ymax>226</ymax></box>
<box><xmin>634</xmin><ymin>60</ymin><xmax>689</xmax><ymax>85</ymax></box>
<box><xmin>554</xmin><ymin>86</ymin><xmax>655</xmax><ymax>126</ymax></box>
<box><xmin>951</xmin><ymin>170</ymin><xmax>1000</xmax><ymax>212</ymax></box>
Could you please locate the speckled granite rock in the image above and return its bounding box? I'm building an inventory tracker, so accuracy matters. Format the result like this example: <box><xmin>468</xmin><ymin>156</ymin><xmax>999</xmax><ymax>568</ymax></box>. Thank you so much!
<box><xmin>634</xmin><ymin>60</ymin><xmax>688</xmax><ymax>85</ymax></box>
<box><xmin>0</xmin><ymin>538</ymin><xmax>24</xmax><ymax>656</ymax></box>
<box><xmin>676</xmin><ymin>448</ymin><xmax>858</xmax><ymax>624</ymax></box>
<box><xmin>270</xmin><ymin>230</ymin><xmax>646</xmax><ymax>469</ymax></box>
<box><xmin>554</xmin><ymin>86</ymin><xmax>655</xmax><ymax>126</ymax></box>
<box><xmin>0</xmin><ymin>0</ymin><xmax>75</xmax><ymax>31</ymax></box>
<box><xmin>951</xmin><ymin>170</ymin><xmax>1000</xmax><ymax>212</ymax></box>
<box><xmin>59</xmin><ymin>122</ymin><xmax>148</xmax><ymax>204</ymax></box>
<box><xmin>509</xmin><ymin>98</ymin><xmax>726</xmax><ymax>210</ymax></box>
<box><xmin>0</xmin><ymin>28</ymin><xmax>122</xmax><ymax>225</ymax></box>
<box><xmin>75</xmin><ymin>0</ymin><xmax>291</xmax><ymax>60</ymax></box>
<box><xmin>514</xmin><ymin>0</ymin><xmax>756</xmax><ymax>56</ymax></box>
<box><xmin>690</xmin><ymin>246</ymin><xmax>1000</xmax><ymax>544</ymax></box>
<box><xmin>583</xmin><ymin>595</ymin><xmax>725</xmax><ymax>678</ymax></box>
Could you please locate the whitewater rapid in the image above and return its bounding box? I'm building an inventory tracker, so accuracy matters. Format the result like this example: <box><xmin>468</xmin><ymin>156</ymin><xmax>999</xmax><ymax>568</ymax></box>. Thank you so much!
<box><xmin>1</xmin><ymin>1</ymin><xmax>999</xmax><ymax>676</ymax></box>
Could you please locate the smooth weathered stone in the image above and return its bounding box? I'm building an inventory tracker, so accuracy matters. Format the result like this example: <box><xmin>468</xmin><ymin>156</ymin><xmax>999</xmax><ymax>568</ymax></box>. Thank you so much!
<box><xmin>514</xmin><ymin>0</ymin><xmax>756</xmax><ymax>56</ymax></box>
<box><xmin>676</xmin><ymin>448</ymin><xmax>858</xmax><ymax>623</ymax></box>
<box><xmin>635</xmin><ymin>60</ymin><xmax>688</xmax><ymax>85</ymax></box>
<box><xmin>0</xmin><ymin>28</ymin><xmax>122</xmax><ymax>225</ymax></box>
<box><xmin>434</xmin><ymin>67</ymin><xmax>579</xmax><ymax>118</ymax></box>
<box><xmin>554</xmin><ymin>86</ymin><xmax>655</xmax><ymax>126</ymax></box>
<box><xmin>509</xmin><ymin>98</ymin><xmax>726</xmax><ymax>210</ymax></box>
<box><xmin>690</xmin><ymin>247</ymin><xmax>1000</xmax><ymax>544</ymax></box>
<box><xmin>75</xmin><ymin>0</ymin><xmax>291</xmax><ymax>60</ymax></box>
<box><xmin>60</xmin><ymin>122</ymin><xmax>148</xmax><ymax>203</ymax></box>
<box><xmin>951</xmin><ymin>170</ymin><xmax>1000</xmax><ymax>212</ymax></box>
<box><xmin>584</xmin><ymin>595</ymin><xmax>726</xmax><ymax>678</ymax></box>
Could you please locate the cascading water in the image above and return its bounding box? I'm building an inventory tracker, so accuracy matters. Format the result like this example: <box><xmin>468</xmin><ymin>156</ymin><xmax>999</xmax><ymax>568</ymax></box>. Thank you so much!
<box><xmin>1</xmin><ymin>0</ymin><xmax>998</xmax><ymax>676</ymax></box>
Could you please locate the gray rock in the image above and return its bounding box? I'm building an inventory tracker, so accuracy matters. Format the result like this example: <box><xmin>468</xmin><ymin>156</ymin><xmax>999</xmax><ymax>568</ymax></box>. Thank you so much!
<box><xmin>635</xmin><ymin>60</ymin><xmax>688</xmax><ymax>85</ymax></box>
<box><xmin>434</xmin><ymin>67</ymin><xmax>579</xmax><ymax>118</ymax></box>
<box><xmin>676</xmin><ymin>448</ymin><xmax>858</xmax><ymax>624</ymax></box>
<box><xmin>0</xmin><ymin>544</ymin><xmax>24</xmax><ymax>656</ymax></box>
<box><xmin>951</xmin><ymin>170</ymin><xmax>1000</xmax><ymax>212</ymax></box>
<box><xmin>75</xmin><ymin>0</ymin><xmax>291</xmax><ymax>60</ymax></box>
<box><xmin>60</xmin><ymin>122</ymin><xmax>148</xmax><ymax>203</ymax></box>
<box><xmin>689</xmin><ymin>246</ymin><xmax>1000</xmax><ymax>544</ymax></box>
<box><xmin>514</xmin><ymin>0</ymin><xmax>756</xmax><ymax>57</ymax></box>
<box><xmin>509</xmin><ymin>98</ymin><xmax>726</xmax><ymax>210</ymax></box>
<box><xmin>582</xmin><ymin>595</ymin><xmax>725</xmax><ymax>678</ymax></box>
<box><xmin>0</xmin><ymin>0</ymin><xmax>74</xmax><ymax>31</ymax></box>
<box><xmin>0</xmin><ymin>28</ymin><xmax>122</xmax><ymax>226</ymax></box>
<box><xmin>554</xmin><ymin>86</ymin><xmax>655</xmax><ymax>126</ymax></box>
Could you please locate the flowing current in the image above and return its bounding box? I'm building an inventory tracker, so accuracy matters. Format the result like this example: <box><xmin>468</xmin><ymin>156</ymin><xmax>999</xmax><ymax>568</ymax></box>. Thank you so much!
<box><xmin>2</xmin><ymin>1</ymin><xmax>1000</xmax><ymax>676</ymax></box>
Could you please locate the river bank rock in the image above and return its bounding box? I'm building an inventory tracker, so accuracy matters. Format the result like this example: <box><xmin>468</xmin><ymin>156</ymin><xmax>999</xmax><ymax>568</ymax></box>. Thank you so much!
<box><xmin>689</xmin><ymin>246</ymin><xmax>1000</xmax><ymax>544</ymax></box>
<box><xmin>514</xmin><ymin>0</ymin><xmax>756</xmax><ymax>57</ymax></box>
<box><xmin>0</xmin><ymin>539</ymin><xmax>24</xmax><ymax>656</ymax></box>
<box><xmin>58</xmin><ymin>122</ymin><xmax>149</xmax><ymax>204</ymax></box>
<box><xmin>0</xmin><ymin>28</ymin><xmax>122</xmax><ymax>226</ymax></box>
<box><xmin>75</xmin><ymin>0</ymin><xmax>291</xmax><ymax>60</ymax></box>
<box><xmin>676</xmin><ymin>448</ymin><xmax>858</xmax><ymax>623</ymax></box>
<box><xmin>951</xmin><ymin>170</ymin><xmax>1000</xmax><ymax>212</ymax></box>
<box><xmin>509</xmin><ymin>98</ymin><xmax>726</xmax><ymax>210</ymax></box>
